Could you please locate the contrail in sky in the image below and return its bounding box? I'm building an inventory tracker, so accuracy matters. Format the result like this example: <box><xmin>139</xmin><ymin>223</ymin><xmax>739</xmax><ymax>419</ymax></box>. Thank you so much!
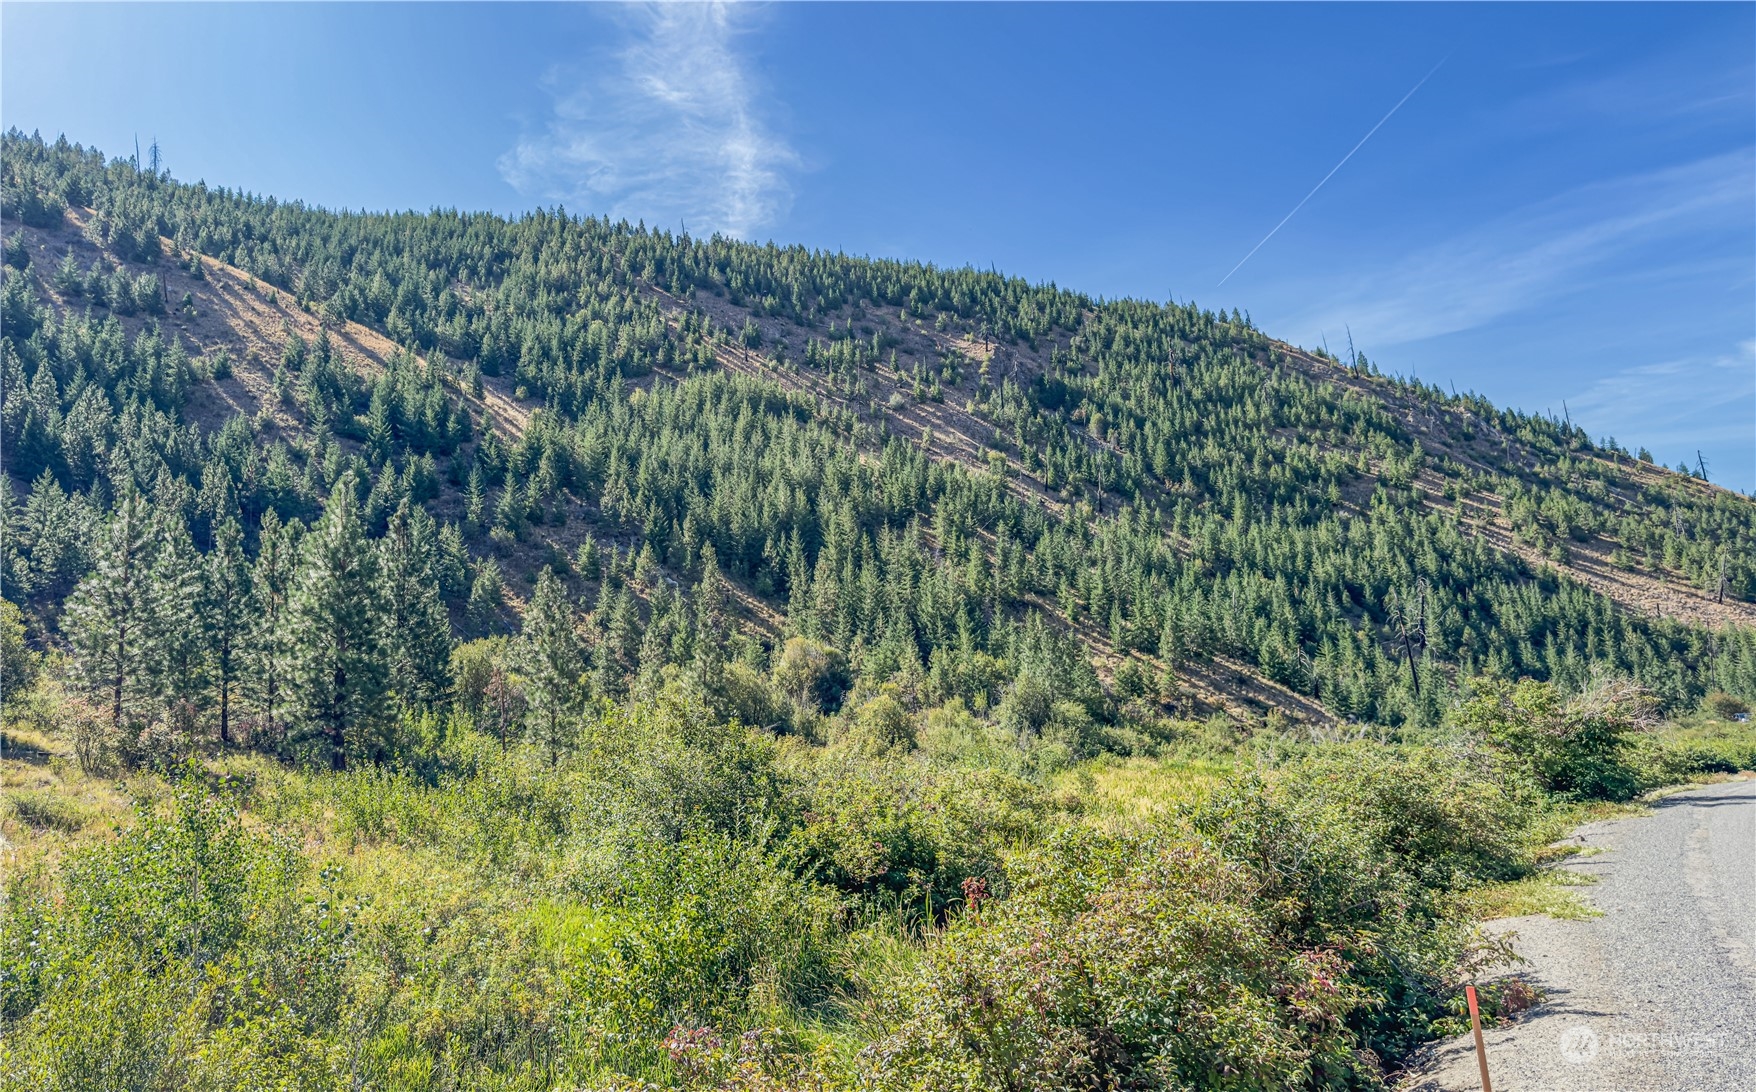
<box><xmin>1217</xmin><ymin>57</ymin><xmax>1449</xmax><ymax>288</ymax></box>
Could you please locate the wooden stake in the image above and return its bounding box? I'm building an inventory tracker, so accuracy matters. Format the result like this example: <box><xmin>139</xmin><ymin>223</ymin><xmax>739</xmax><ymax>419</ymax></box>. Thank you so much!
<box><xmin>1466</xmin><ymin>984</ymin><xmax>1494</xmax><ymax>1092</ymax></box>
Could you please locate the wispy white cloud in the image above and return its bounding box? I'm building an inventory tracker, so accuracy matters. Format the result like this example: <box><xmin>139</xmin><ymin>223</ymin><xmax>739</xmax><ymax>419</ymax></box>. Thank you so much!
<box><xmin>1281</xmin><ymin>148</ymin><xmax>1754</xmax><ymax>349</ymax></box>
<box><xmin>1566</xmin><ymin>338</ymin><xmax>1756</xmax><ymax>463</ymax></box>
<box><xmin>1510</xmin><ymin>53</ymin><xmax>1755</xmax><ymax>129</ymax></box>
<box><xmin>499</xmin><ymin>2</ymin><xmax>797</xmax><ymax>239</ymax></box>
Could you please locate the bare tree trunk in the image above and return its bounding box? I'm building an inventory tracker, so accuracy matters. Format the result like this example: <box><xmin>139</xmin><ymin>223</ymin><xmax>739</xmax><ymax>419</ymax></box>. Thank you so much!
<box><xmin>329</xmin><ymin>665</ymin><xmax>348</xmax><ymax>771</ymax></box>
<box><xmin>111</xmin><ymin>622</ymin><xmax>127</xmax><ymax>733</ymax></box>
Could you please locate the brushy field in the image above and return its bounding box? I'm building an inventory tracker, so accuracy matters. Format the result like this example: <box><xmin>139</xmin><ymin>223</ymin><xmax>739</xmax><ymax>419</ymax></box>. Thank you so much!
<box><xmin>3</xmin><ymin>677</ymin><xmax>1753</xmax><ymax>1092</ymax></box>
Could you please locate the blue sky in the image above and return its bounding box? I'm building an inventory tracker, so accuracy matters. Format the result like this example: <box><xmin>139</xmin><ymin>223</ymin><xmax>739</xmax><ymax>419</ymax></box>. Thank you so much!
<box><xmin>4</xmin><ymin>2</ymin><xmax>1752</xmax><ymax>490</ymax></box>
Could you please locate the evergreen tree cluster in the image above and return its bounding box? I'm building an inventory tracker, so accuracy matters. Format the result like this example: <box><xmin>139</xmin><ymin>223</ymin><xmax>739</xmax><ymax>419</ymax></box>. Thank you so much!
<box><xmin>59</xmin><ymin>480</ymin><xmax>451</xmax><ymax>770</ymax></box>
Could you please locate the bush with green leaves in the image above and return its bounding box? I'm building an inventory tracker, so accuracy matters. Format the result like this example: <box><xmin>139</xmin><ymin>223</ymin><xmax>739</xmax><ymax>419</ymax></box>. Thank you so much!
<box><xmin>557</xmin><ymin>831</ymin><xmax>843</xmax><ymax>1064</ymax></box>
<box><xmin>1630</xmin><ymin>721</ymin><xmax>1756</xmax><ymax>783</ymax></box>
<box><xmin>858</xmin><ymin>739</ymin><xmax>1545</xmax><ymax>1090</ymax></box>
<box><xmin>777</xmin><ymin>746</ymin><xmax>1053</xmax><ymax>924</ymax></box>
<box><xmin>1702</xmin><ymin>690</ymin><xmax>1750</xmax><ymax>720</ymax></box>
<box><xmin>1452</xmin><ymin>676</ymin><xmax>1656</xmax><ymax>801</ymax></box>
<box><xmin>1189</xmin><ymin>746</ymin><xmax>1537</xmax><ymax>1062</ymax></box>
<box><xmin>0</xmin><ymin>773</ymin><xmax>307</xmax><ymax>1091</ymax></box>
<box><xmin>863</xmin><ymin>828</ymin><xmax>1377</xmax><ymax>1091</ymax></box>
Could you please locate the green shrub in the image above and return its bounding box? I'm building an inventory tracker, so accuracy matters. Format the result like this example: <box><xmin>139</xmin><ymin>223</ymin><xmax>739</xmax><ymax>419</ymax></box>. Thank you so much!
<box><xmin>62</xmin><ymin>779</ymin><xmax>269</xmax><ymax>972</ymax></box>
<box><xmin>718</xmin><ymin>660</ymin><xmax>788</xmax><ymax>732</ymax></box>
<box><xmin>1453</xmin><ymin>677</ymin><xmax>1655</xmax><ymax>801</ymax></box>
<box><xmin>772</xmin><ymin>638</ymin><xmax>851</xmax><ymax>716</ymax></box>
<box><xmin>777</xmin><ymin>748</ymin><xmax>1054</xmax><ymax>923</ymax></box>
<box><xmin>0</xmin><ymin>600</ymin><xmax>37</xmax><ymax>698</ymax></box>
<box><xmin>918</xmin><ymin>698</ymin><xmax>1024</xmax><ymax>772</ymax></box>
<box><xmin>1188</xmin><ymin>746</ymin><xmax>1531</xmax><ymax>1062</ymax></box>
<box><xmin>0</xmin><ymin>776</ymin><xmax>310</xmax><ymax>1090</ymax></box>
<box><xmin>843</xmin><ymin>693</ymin><xmax>916</xmax><ymax>753</ymax></box>
<box><xmin>863</xmin><ymin>829</ymin><xmax>1376</xmax><ymax>1091</ymax></box>
<box><xmin>1634</xmin><ymin>724</ymin><xmax>1756</xmax><ymax>781</ymax></box>
<box><xmin>0</xmin><ymin>953</ymin><xmax>204</xmax><ymax>1092</ymax></box>
<box><xmin>567</xmin><ymin>832</ymin><xmax>842</xmax><ymax>1049</ymax></box>
<box><xmin>573</xmin><ymin>685</ymin><xmax>793</xmax><ymax>847</ymax></box>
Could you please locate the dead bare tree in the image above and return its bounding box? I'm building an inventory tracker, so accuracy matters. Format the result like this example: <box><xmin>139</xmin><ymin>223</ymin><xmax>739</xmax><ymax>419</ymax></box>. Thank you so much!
<box><xmin>1389</xmin><ymin>578</ymin><xmax>1430</xmax><ymax>698</ymax></box>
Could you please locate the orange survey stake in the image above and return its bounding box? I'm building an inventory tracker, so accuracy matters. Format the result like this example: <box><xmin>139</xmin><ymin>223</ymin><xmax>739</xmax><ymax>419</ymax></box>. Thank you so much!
<box><xmin>1465</xmin><ymin>985</ymin><xmax>1494</xmax><ymax>1092</ymax></box>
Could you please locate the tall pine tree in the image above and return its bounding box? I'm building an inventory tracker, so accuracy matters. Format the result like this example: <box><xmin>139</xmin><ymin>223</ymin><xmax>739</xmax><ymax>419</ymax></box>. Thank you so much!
<box><xmin>144</xmin><ymin>511</ymin><xmax>210</xmax><ymax>728</ymax></box>
<box><xmin>205</xmin><ymin>517</ymin><xmax>251</xmax><ymax>746</ymax></box>
<box><xmin>378</xmin><ymin>500</ymin><xmax>453</xmax><ymax>712</ymax></box>
<box><xmin>693</xmin><ymin>544</ymin><xmax>728</xmax><ymax>701</ymax></box>
<box><xmin>287</xmin><ymin>476</ymin><xmax>387</xmax><ymax>770</ymax></box>
<box><xmin>64</xmin><ymin>490</ymin><xmax>153</xmax><ymax>733</ymax></box>
<box><xmin>244</xmin><ymin>509</ymin><xmax>298</xmax><ymax>746</ymax></box>
<box><xmin>518</xmin><ymin>566</ymin><xmax>583</xmax><ymax>762</ymax></box>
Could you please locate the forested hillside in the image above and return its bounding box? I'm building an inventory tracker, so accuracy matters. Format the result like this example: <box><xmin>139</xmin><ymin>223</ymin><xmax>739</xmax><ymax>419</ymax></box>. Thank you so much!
<box><xmin>3</xmin><ymin>130</ymin><xmax>1756</xmax><ymax>1090</ymax></box>
<box><xmin>4</xmin><ymin>131</ymin><xmax>1753</xmax><ymax>739</ymax></box>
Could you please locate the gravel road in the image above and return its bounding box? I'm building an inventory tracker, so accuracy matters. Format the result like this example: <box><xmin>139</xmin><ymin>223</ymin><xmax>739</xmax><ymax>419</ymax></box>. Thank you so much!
<box><xmin>1404</xmin><ymin>776</ymin><xmax>1756</xmax><ymax>1092</ymax></box>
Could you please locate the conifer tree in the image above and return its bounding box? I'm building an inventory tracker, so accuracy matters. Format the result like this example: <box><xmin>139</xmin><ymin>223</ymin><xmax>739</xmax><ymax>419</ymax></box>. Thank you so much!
<box><xmin>493</xmin><ymin>475</ymin><xmax>524</xmax><ymax>537</ymax></box>
<box><xmin>518</xmin><ymin>566</ymin><xmax>583</xmax><ymax>762</ymax></box>
<box><xmin>205</xmin><ymin>517</ymin><xmax>251</xmax><ymax>746</ymax></box>
<box><xmin>64</xmin><ymin>490</ymin><xmax>153</xmax><ymax>734</ymax></box>
<box><xmin>575</xmin><ymin>533</ymin><xmax>600</xmax><ymax>581</ymax></box>
<box><xmin>693</xmin><ymin>544</ymin><xmax>728</xmax><ymax>700</ymax></box>
<box><xmin>592</xmin><ymin>585</ymin><xmax>640</xmax><ymax>699</ymax></box>
<box><xmin>464</xmin><ymin>465</ymin><xmax>486</xmax><ymax>528</ymax></box>
<box><xmin>467</xmin><ymin>558</ymin><xmax>506</xmax><ymax>636</ymax></box>
<box><xmin>0</xmin><ymin>476</ymin><xmax>26</xmax><ymax>601</ymax></box>
<box><xmin>288</xmin><ymin>477</ymin><xmax>387</xmax><ymax>770</ymax></box>
<box><xmin>636</xmin><ymin>595</ymin><xmax>675</xmax><ymax>697</ymax></box>
<box><xmin>378</xmin><ymin>500</ymin><xmax>453</xmax><ymax>711</ymax></box>
<box><xmin>244</xmin><ymin>509</ymin><xmax>298</xmax><ymax>746</ymax></box>
<box><xmin>436</xmin><ymin>521</ymin><xmax>470</xmax><ymax>599</ymax></box>
<box><xmin>145</xmin><ymin>511</ymin><xmax>210</xmax><ymax>723</ymax></box>
<box><xmin>17</xmin><ymin>470</ymin><xmax>76</xmax><ymax>601</ymax></box>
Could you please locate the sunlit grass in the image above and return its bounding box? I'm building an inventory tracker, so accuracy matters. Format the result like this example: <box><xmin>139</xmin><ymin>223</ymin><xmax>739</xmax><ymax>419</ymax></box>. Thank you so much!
<box><xmin>1460</xmin><ymin>868</ymin><xmax>1601</xmax><ymax>921</ymax></box>
<box><xmin>1055</xmin><ymin>753</ymin><xmax>1235</xmax><ymax>829</ymax></box>
<box><xmin>1522</xmin><ymin>798</ymin><xmax>1645</xmax><ymax>853</ymax></box>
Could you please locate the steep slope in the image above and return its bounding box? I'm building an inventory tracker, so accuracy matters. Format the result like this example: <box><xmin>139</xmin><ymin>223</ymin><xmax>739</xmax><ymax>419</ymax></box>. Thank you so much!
<box><xmin>4</xmin><ymin>131</ymin><xmax>1754</xmax><ymax>731</ymax></box>
<box><xmin>16</xmin><ymin>204</ymin><xmax>1749</xmax><ymax>635</ymax></box>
